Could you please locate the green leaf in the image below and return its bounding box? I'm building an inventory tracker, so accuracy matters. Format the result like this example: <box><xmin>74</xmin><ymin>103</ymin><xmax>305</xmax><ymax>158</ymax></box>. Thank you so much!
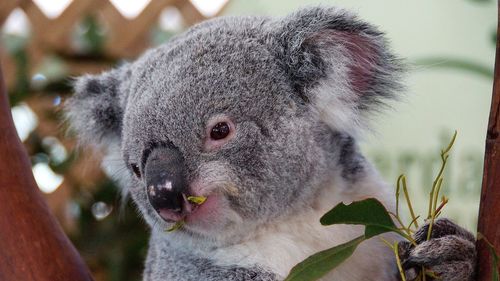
<box><xmin>187</xmin><ymin>195</ymin><xmax>207</xmax><ymax>205</ymax></box>
<box><xmin>285</xmin><ymin>199</ymin><xmax>401</xmax><ymax>281</ymax></box>
<box><xmin>284</xmin><ymin>235</ymin><xmax>365</xmax><ymax>281</ymax></box>
<box><xmin>320</xmin><ymin>198</ymin><xmax>398</xmax><ymax>238</ymax></box>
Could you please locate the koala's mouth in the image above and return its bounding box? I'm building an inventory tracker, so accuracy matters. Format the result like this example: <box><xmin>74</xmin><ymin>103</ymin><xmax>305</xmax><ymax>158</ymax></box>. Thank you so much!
<box><xmin>154</xmin><ymin>193</ymin><xmax>203</xmax><ymax>223</ymax></box>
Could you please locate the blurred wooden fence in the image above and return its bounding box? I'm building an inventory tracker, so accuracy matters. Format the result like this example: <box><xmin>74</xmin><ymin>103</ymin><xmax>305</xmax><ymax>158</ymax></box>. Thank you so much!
<box><xmin>0</xmin><ymin>0</ymin><xmax>226</xmax><ymax>89</ymax></box>
<box><xmin>0</xmin><ymin>0</ymin><xmax>227</xmax><ymax>235</ymax></box>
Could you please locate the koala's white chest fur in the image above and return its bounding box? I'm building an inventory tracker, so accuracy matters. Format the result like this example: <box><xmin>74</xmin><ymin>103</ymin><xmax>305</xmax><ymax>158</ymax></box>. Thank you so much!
<box><xmin>209</xmin><ymin>168</ymin><xmax>398</xmax><ymax>280</ymax></box>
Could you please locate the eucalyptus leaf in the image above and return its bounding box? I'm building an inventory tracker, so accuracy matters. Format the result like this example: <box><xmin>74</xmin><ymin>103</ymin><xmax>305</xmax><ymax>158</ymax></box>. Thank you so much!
<box><xmin>187</xmin><ymin>195</ymin><xmax>207</xmax><ymax>205</ymax></box>
<box><xmin>285</xmin><ymin>199</ymin><xmax>401</xmax><ymax>281</ymax></box>
<box><xmin>284</xmin><ymin>235</ymin><xmax>365</xmax><ymax>281</ymax></box>
<box><xmin>320</xmin><ymin>198</ymin><xmax>398</xmax><ymax>238</ymax></box>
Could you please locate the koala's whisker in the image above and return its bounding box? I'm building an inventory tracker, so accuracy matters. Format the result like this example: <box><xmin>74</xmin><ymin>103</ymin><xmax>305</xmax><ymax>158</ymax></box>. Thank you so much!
<box><xmin>220</xmin><ymin>183</ymin><xmax>239</xmax><ymax>196</ymax></box>
<box><xmin>107</xmin><ymin>167</ymin><xmax>128</xmax><ymax>178</ymax></box>
<box><xmin>116</xmin><ymin>190</ymin><xmax>132</xmax><ymax>219</ymax></box>
<box><xmin>201</xmin><ymin>180</ymin><xmax>240</xmax><ymax>197</ymax></box>
<box><xmin>102</xmin><ymin>159</ymin><xmax>125</xmax><ymax>163</ymax></box>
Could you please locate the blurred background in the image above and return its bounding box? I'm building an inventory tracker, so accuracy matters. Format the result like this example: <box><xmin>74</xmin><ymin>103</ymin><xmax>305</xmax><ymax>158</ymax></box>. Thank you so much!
<box><xmin>0</xmin><ymin>0</ymin><xmax>495</xmax><ymax>280</ymax></box>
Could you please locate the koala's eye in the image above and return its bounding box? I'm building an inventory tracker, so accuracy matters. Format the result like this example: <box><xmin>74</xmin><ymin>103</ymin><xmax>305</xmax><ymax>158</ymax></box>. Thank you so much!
<box><xmin>130</xmin><ymin>163</ymin><xmax>141</xmax><ymax>178</ymax></box>
<box><xmin>210</xmin><ymin>122</ymin><xmax>230</xmax><ymax>140</ymax></box>
<box><xmin>204</xmin><ymin>116</ymin><xmax>235</xmax><ymax>151</ymax></box>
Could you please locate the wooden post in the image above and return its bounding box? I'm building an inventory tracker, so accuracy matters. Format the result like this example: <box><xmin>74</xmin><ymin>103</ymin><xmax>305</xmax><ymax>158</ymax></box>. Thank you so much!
<box><xmin>0</xmin><ymin>66</ymin><xmax>93</xmax><ymax>280</ymax></box>
<box><xmin>476</xmin><ymin>1</ymin><xmax>500</xmax><ymax>280</ymax></box>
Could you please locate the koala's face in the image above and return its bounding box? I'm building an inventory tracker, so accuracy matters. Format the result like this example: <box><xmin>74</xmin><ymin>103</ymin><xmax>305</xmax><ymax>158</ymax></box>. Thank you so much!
<box><xmin>66</xmin><ymin>8</ymin><xmax>402</xmax><ymax>244</ymax></box>
<box><xmin>119</xmin><ymin>20</ymin><xmax>332</xmax><ymax>239</ymax></box>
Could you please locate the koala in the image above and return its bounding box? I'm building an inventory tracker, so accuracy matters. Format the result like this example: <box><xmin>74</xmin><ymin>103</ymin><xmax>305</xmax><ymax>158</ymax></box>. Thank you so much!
<box><xmin>65</xmin><ymin>6</ymin><xmax>476</xmax><ymax>281</ymax></box>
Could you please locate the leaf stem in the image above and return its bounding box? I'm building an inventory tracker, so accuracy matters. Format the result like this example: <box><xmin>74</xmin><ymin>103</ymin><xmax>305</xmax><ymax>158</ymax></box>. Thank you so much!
<box><xmin>393</xmin><ymin>241</ymin><xmax>406</xmax><ymax>281</ymax></box>
<box><xmin>400</xmin><ymin>175</ymin><xmax>418</xmax><ymax>229</ymax></box>
<box><xmin>426</xmin><ymin>131</ymin><xmax>456</xmax><ymax>241</ymax></box>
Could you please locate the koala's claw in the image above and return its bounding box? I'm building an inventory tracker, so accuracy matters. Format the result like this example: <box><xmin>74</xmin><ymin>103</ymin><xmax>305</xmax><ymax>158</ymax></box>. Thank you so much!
<box><xmin>397</xmin><ymin>218</ymin><xmax>476</xmax><ymax>281</ymax></box>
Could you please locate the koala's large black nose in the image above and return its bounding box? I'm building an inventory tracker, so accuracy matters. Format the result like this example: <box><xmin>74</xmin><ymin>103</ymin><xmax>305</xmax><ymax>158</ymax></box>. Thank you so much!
<box><xmin>144</xmin><ymin>145</ymin><xmax>187</xmax><ymax>217</ymax></box>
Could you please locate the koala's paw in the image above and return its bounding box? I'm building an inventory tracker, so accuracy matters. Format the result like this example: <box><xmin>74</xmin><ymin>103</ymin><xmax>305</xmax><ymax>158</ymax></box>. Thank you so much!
<box><xmin>397</xmin><ymin>218</ymin><xmax>476</xmax><ymax>281</ymax></box>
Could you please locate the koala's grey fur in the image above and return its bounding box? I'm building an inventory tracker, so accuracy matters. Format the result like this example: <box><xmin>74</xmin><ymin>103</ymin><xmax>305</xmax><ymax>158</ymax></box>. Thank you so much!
<box><xmin>66</xmin><ymin>6</ymin><xmax>476</xmax><ymax>281</ymax></box>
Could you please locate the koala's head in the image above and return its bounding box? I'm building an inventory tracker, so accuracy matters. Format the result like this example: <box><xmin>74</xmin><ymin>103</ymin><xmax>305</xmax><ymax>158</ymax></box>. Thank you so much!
<box><xmin>66</xmin><ymin>7</ymin><xmax>402</xmax><ymax>245</ymax></box>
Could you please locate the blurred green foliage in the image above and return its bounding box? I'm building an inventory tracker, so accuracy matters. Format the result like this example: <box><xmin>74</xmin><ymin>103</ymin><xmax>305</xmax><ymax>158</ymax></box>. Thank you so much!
<box><xmin>71</xmin><ymin>180</ymin><xmax>148</xmax><ymax>281</ymax></box>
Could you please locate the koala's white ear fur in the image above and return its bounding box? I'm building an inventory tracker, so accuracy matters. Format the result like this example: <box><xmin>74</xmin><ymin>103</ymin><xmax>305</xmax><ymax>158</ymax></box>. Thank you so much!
<box><xmin>271</xmin><ymin>7</ymin><xmax>404</xmax><ymax>134</ymax></box>
<box><xmin>65</xmin><ymin>63</ymin><xmax>131</xmax><ymax>148</ymax></box>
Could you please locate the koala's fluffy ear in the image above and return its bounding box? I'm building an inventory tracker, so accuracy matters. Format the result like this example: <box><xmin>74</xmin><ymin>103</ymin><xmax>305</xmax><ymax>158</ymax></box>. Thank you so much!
<box><xmin>65</xmin><ymin>63</ymin><xmax>131</xmax><ymax>147</ymax></box>
<box><xmin>270</xmin><ymin>7</ymin><xmax>404</xmax><ymax>133</ymax></box>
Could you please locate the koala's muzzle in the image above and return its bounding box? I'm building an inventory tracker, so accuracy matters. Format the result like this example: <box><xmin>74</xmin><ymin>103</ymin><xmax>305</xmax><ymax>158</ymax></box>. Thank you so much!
<box><xmin>144</xmin><ymin>146</ymin><xmax>188</xmax><ymax>221</ymax></box>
